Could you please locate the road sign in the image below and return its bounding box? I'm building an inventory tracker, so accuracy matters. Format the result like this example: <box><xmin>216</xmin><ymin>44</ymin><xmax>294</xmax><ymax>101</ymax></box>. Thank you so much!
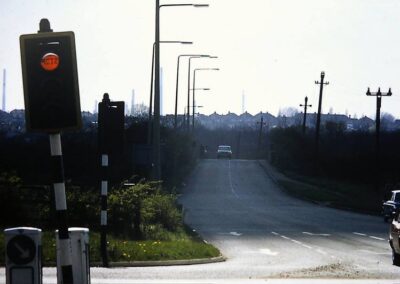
<box><xmin>98</xmin><ymin>94</ymin><xmax>125</xmax><ymax>154</ymax></box>
<box><xmin>7</xmin><ymin>235</ymin><xmax>36</xmax><ymax>265</ymax></box>
<box><xmin>4</xmin><ymin>227</ymin><xmax>42</xmax><ymax>284</ymax></box>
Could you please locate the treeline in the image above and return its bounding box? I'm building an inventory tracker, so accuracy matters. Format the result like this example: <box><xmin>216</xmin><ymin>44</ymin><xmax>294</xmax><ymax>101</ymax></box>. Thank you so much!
<box><xmin>267</xmin><ymin>122</ymin><xmax>400</xmax><ymax>195</ymax></box>
<box><xmin>194</xmin><ymin>121</ymin><xmax>400</xmax><ymax>196</ymax></box>
<box><xmin>0</xmin><ymin>119</ymin><xmax>197</xmax><ymax>237</ymax></box>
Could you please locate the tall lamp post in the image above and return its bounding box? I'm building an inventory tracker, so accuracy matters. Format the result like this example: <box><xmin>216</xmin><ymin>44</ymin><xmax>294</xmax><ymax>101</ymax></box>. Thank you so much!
<box><xmin>148</xmin><ymin>41</ymin><xmax>192</xmax><ymax>145</ymax></box>
<box><xmin>175</xmin><ymin>54</ymin><xmax>209</xmax><ymax>129</ymax></box>
<box><xmin>153</xmin><ymin>1</ymin><xmax>208</xmax><ymax>180</ymax></box>
<box><xmin>192</xmin><ymin>67</ymin><xmax>219</xmax><ymax>131</ymax></box>
<box><xmin>187</xmin><ymin>56</ymin><xmax>217</xmax><ymax>130</ymax></box>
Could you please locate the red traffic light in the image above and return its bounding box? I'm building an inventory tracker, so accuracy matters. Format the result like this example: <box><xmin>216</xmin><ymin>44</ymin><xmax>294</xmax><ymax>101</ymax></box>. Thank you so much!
<box><xmin>41</xmin><ymin>53</ymin><xmax>59</xmax><ymax>71</ymax></box>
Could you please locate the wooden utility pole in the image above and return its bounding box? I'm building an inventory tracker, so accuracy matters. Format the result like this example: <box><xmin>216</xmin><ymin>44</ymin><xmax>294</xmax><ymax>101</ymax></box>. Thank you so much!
<box><xmin>314</xmin><ymin>71</ymin><xmax>329</xmax><ymax>156</ymax></box>
<box><xmin>366</xmin><ymin>87</ymin><xmax>392</xmax><ymax>194</ymax></box>
<box><xmin>300</xmin><ymin>96</ymin><xmax>312</xmax><ymax>133</ymax></box>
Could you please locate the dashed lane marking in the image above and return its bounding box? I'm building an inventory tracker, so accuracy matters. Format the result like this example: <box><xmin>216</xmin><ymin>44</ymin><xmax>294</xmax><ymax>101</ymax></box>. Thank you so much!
<box><xmin>303</xmin><ymin>232</ymin><xmax>331</xmax><ymax>237</ymax></box>
<box><xmin>369</xmin><ymin>236</ymin><xmax>386</xmax><ymax>241</ymax></box>
<box><xmin>353</xmin><ymin>232</ymin><xmax>386</xmax><ymax>241</ymax></box>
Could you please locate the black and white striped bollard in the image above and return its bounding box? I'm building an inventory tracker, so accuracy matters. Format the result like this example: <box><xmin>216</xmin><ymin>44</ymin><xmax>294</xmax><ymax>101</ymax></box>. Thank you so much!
<box><xmin>100</xmin><ymin>153</ymin><xmax>109</xmax><ymax>267</ymax></box>
<box><xmin>50</xmin><ymin>133</ymin><xmax>74</xmax><ymax>283</ymax></box>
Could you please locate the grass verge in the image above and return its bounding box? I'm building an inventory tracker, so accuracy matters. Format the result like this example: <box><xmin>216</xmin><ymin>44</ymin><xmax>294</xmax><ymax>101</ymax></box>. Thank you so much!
<box><xmin>0</xmin><ymin>227</ymin><xmax>221</xmax><ymax>265</ymax></box>
<box><xmin>272</xmin><ymin>169</ymin><xmax>382</xmax><ymax>214</ymax></box>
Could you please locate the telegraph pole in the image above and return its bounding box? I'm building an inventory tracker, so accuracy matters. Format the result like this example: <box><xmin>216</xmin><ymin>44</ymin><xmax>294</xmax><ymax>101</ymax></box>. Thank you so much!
<box><xmin>257</xmin><ymin>116</ymin><xmax>266</xmax><ymax>157</ymax></box>
<box><xmin>314</xmin><ymin>71</ymin><xmax>329</xmax><ymax>156</ymax></box>
<box><xmin>366</xmin><ymin>87</ymin><xmax>392</xmax><ymax>194</ymax></box>
<box><xmin>300</xmin><ymin>96</ymin><xmax>312</xmax><ymax>133</ymax></box>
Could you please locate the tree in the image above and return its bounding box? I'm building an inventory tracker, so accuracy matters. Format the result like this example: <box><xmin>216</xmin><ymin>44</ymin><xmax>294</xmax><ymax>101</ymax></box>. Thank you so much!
<box><xmin>381</xmin><ymin>112</ymin><xmax>395</xmax><ymax>131</ymax></box>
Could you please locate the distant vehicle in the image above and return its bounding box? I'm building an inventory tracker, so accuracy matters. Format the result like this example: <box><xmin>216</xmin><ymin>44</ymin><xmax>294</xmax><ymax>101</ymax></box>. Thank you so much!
<box><xmin>389</xmin><ymin>210</ymin><xmax>400</xmax><ymax>266</ymax></box>
<box><xmin>217</xmin><ymin>145</ymin><xmax>232</xmax><ymax>159</ymax></box>
<box><xmin>383</xmin><ymin>190</ymin><xmax>400</xmax><ymax>222</ymax></box>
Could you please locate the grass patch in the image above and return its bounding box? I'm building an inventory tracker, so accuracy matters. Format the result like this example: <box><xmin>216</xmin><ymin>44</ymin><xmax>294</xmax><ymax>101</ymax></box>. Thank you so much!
<box><xmin>275</xmin><ymin>171</ymin><xmax>381</xmax><ymax>214</ymax></box>
<box><xmin>0</xmin><ymin>228</ymin><xmax>221</xmax><ymax>265</ymax></box>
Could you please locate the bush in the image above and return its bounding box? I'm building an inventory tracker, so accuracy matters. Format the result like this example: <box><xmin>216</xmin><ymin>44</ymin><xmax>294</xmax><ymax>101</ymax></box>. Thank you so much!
<box><xmin>108</xmin><ymin>180</ymin><xmax>183</xmax><ymax>240</ymax></box>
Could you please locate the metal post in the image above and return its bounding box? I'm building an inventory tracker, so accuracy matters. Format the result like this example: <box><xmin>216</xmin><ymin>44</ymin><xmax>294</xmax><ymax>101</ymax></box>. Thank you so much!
<box><xmin>192</xmin><ymin>69</ymin><xmax>197</xmax><ymax>132</ymax></box>
<box><xmin>2</xmin><ymin>69</ymin><xmax>5</xmax><ymax>112</ymax></box>
<box><xmin>147</xmin><ymin>43</ymin><xmax>155</xmax><ymax>145</ymax></box>
<box><xmin>187</xmin><ymin>57</ymin><xmax>196</xmax><ymax>131</ymax></box>
<box><xmin>100</xmin><ymin>154</ymin><xmax>109</xmax><ymax>267</ymax></box>
<box><xmin>314</xmin><ymin>71</ymin><xmax>329</xmax><ymax>156</ymax></box>
<box><xmin>174</xmin><ymin>55</ymin><xmax>182</xmax><ymax>129</ymax></box>
<box><xmin>257</xmin><ymin>116</ymin><xmax>266</xmax><ymax>157</ymax></box>
<box><xmin>300</xmin><ymin>96</ymin><xmax>312</xmax><ymax>134</ymax></box>
<box><xmin>153</xmin><ymin>0</ymin><xmax>161</xmax><ymax>180</ymax></box>
<box><xmin>50</xmin><ymin>133</ymin><xmax>74</xmax><ymax>284</ymax></box>
<box><xmin>41</xmin><ymin>19</ymin><xmax>74</xmax><ymax>284</ymax></box>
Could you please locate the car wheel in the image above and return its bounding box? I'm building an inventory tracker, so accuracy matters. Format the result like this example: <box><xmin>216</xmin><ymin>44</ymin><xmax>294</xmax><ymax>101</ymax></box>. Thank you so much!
<box><xmin>392</xmin><ymin>247</ymin><xmax>400</xmax><ymax>266</ymax></box>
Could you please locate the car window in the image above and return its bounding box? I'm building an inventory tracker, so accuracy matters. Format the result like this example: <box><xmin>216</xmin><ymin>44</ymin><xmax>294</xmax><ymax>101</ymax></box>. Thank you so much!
<box><xmin>395</xmin><ymin>193</ymin><xmax>400</xmax><ymax>202</ymax></box>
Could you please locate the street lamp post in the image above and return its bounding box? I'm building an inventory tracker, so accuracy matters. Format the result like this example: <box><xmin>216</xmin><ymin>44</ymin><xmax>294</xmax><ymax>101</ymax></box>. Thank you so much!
<box><xmin>148</xmin><ymin>41</ymin><xmax>192</xmax><ymax>145</ymax></box>
<box><xmin>153</xmin><ymin>1</ymin><xmax>208</xmax><ymax>180</ymax></box>
<box><xmin>192</xmin><ymin>68</ymin><xmax>219</xmax><ymax>131</ymax></box>
<box><xmin>186</xmin><ymin>56</ymin><xmax>217</xmax><ymax>130</ymax></box>
<box><xmin>175</xmin><ymin>54</ymin><xmax>209</xmax><ymax>129</ymax></box>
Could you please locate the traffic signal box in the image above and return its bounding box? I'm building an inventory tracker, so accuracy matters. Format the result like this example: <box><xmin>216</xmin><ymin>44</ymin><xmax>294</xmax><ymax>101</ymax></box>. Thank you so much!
<box><xmin>98</xmin><ymin>98</ymin><xmax>125</xmax><ymax>154</ymax></box>
<box><xmin>20</xmin><ymin>31</ymin><xmax>82</xmax><ymax>132</ymax></box>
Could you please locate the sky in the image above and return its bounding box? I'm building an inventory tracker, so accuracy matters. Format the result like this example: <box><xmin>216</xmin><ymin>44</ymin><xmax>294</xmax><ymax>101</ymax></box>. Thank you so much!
<box><xmin>1</xmin><ymin>0</ymin><xmax>400</xmax><ymax>118</ymax></box>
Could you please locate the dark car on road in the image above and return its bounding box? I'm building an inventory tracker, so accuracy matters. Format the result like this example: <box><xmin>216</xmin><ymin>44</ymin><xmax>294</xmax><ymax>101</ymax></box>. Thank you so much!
<box><xmin>383</xmin><ymin>190</ymin><xmax>400</xmax><ymax>222</ymax></box>
<box><xmin>389</xmin><ymin>210</ymin><xmax>400</xmax><ymax>266</ymax></box>
<box><xmin>217</xmin><ymin>145</ymin><xmax>232</xmax><ymax>159</ymax></box>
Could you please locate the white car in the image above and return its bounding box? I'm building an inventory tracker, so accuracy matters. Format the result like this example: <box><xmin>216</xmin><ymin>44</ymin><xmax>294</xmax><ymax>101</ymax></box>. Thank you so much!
<box><xmin>217</xmin><ymin>145</ymin><xmax>232</xmax><ymax>159</ymax></box>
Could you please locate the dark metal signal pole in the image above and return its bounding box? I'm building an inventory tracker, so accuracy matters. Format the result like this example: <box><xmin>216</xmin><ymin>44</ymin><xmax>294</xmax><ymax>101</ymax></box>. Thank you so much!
<box><xmin>99</xmin><ymin>94</ymin><xmax>110</xmax><ymax>268</ymax></box>
<box><xmin>366</xmin><ymin>87</ymin><xmax>392</xmax><ymax>193</ymax></box>
<box><xmin>314</xmin><ymin>71</ymin><xmax>329</xmax><ymax>156</ymax></box>
<box><xmin>300</xmin><ymin>96</ymin><xmax>312</xmax><ymax>133</ymax></box>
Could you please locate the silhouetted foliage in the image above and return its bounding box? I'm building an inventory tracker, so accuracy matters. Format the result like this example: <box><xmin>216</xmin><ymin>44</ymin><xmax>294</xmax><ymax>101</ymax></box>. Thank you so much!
<box><xmin>268</xmin><ymin>125</ymin><xmax>400</xmax><ymax>195</ymax></box>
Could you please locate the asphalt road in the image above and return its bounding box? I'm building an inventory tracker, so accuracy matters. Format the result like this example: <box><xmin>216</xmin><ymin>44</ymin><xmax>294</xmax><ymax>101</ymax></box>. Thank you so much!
<box><xmin>176</xmin><ymin>159</ymin><xmax>400</xmax><ymax>279</ymax></box>
<box><xmin>2</xmin><ymin>159</ymin><xmax>400</xmax><ymax>282</ymax></box>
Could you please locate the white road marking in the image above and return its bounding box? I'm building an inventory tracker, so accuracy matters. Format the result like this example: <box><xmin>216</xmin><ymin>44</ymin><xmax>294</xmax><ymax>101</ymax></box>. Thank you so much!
<box><xmin>271</xmin><ymin>231</ymin><xmax>279</xmax><ymax>236</ymax></box>
<box><xmin>302</xmin><ymin>232</ymin><xmax>331</xmax><ymax>237</ymax></box>
<box><xmin>353</xmin><ymin>232</ymin><xmax>386</xmax><ymax>241</ymax></box>
<box><xmin>369</xmin><ymin>236</ymin><xmax>386</xmax><ymax>241</ymax></box>
<box><xmin>217</xmin><ymin>232</ymin><xmax>243</xmax><ymax>237</ymax></box>
<box><xmin>359</xmin><ymin>249</ymin><xmax>391</xmax><ymax>255</ymax></box>
<box><xmin>278</xmin><ymin>234</ymin><xmax>312</xmax><ymax>249</ymax></box>
<box><xmin>228</xmin><ymin>160</ymin><xmax>240</xmax><ymax>199</ymax></box>
<box><xmin>259</xmin><ymin>248</ymin><xmax>279</xmax><ymax>256</ymax></box>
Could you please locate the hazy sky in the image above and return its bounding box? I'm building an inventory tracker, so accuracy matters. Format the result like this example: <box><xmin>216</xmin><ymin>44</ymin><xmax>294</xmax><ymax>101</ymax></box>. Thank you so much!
<box><xmin>1</xmin><ymin>0</ymin><xmax>400</xmax><ymax>118</ymax></box>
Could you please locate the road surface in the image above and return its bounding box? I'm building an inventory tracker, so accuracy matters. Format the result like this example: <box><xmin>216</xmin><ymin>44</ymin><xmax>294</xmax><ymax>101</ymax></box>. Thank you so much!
<box><xmin>2</xmin><ymin>159</ymin><xmax>399</xmax><ymax>282</ymax></box>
